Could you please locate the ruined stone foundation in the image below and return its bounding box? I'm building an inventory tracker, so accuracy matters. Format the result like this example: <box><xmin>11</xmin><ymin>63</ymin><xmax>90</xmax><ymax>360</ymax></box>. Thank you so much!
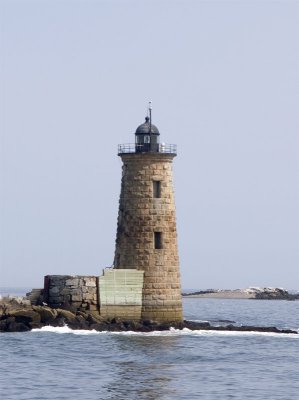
<box><xmin>114</xmin><ymin>153</ymin><xmax>183</xmax><ymax>321</ymax></box>
<box><xmin>43</xmin><ymin>275</ymin><xmax>99</xmax><ymax>312</ymax></box>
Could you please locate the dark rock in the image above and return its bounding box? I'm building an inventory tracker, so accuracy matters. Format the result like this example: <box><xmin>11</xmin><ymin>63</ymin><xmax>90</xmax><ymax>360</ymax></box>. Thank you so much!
<box><xmin>86</xmin><ymin>313</ymin><xmax>104</xmax><ymax>325</ymax></box>
<box><xmin>279</xmin><ymin>329</ymin><xmax>297</xmax><ymax>334</ymax></box>
<box><xmin>255</xmin><ymin>290</ymin><xmax>299</xmax><ymax>300</ymax></box>
<box><xmin>4</xmin><ymin>316</ymin><xmax>16</xmax><ymax>324</ymax></box>
<box><xmin>8</xmin><ymin>309</ymin><xmax>41</xmax><ymax>325</ymax></box>
<box><xmin>183</xmin><ymin>320</ymin><xmax>211</xmax><ymax>330</ymax></box>
<box><xmin>0</xmin><ymin>320</ymin><xmax>8</xmax><ymax>331</ymax></box>
<box><xmin>182</xmin><ymin>289</ymin><xmax>216</xmax><ymax>296</ymax></box>
<box><xmin>32</xmin><ymin>306</ymin><xmax>58</xmax><ymax>323</ymax></box>
<box><xmin>87</xmin><ymin>314</ymin><xmax>101</xmax><ymax>325</ymax></box>
<box><xmin>167</xmin><ymin>321</ymin><xmax>186</xmax><ymax>330</ymax></box>
<box><xmin>108</xmin><ymin>319</ymin><xmax>127</xmax><ymax>331</ymax></box>
<box><xmin>6</xmin><ymin>320</ymin><xmax>30</xmax><ymax>332</ymax></box>
<box><xmin>76</xmin><ymin>311</ymin><xmax>89</xmax><ymax>319</ymax></box>
<box><xmin>154</xmin><ymin>322</ymin><xmax>173</xmax><ymax>331</ymax></box>
<box><xmin>51</xmin><ymin>317</ymin><xmax>66</xmax><ymax>327</ymax></box>
<box><xmin>139</xmin><ymin>325</ymin><xmax>152</xmax><ymax>332</ymax></box>
<box><xmin>110</xmin><ymin>317</ymin><xmax>123</xmax><ymax>324</ymax></box>
<box><xmin>89</xmin><ymin>322</ymin><xmax>109</xmax><ymax>331</ymax></box>
<box><xmin>29</xmin><ymin>322</ymin><xmax>44</xmax><ymax>329</ymax></box>
<box><xmin>107</xmin><ymin>323</ymin><xmax>123</xmax><ymax>332</ymax></box>
<box><xmin>211</xmin><ymin>319</ymin><xmax>236</xmax><ymax>324</ymax></box>
<box><xmin>142</xmin><ymin>319</ymin><xmax>156</xmax><ymax>327</ymax></box>
<box><xmin>123</xmin><ymin>320</ymin><xmax>143</xmax><ymax>331</ymax></box>
<box><xmin>0</xmin><ymin>302</ymin><xmax>297</xmax><ymax>335</ymax></box>
<box><xmin>56</xmin><ymin>309</ymin><xmax>77</xmax><ymax>324</ymax></box>
<box><xmin>72</xmin><ymin>315</ymin><xmax>89</xmax><ymax>330</ymax></box>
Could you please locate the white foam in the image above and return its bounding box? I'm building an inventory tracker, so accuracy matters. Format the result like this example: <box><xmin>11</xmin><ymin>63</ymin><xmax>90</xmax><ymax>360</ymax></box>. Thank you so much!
<box><xmin>31</xmin><ymin>325</ymin><xmax>299</xmax><ymax>339</ymax></box>
<box><xmin>31</xmin><ymin>325</ymin><xmax>100</xmax><ymax>335</ymax></box>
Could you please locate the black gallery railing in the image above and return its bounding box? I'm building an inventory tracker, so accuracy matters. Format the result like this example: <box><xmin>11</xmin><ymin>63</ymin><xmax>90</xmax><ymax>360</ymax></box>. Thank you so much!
<box><xmin>118</xmin><ymin>143</ymin><xmax>177</xmax><ymax>155</ymax></box>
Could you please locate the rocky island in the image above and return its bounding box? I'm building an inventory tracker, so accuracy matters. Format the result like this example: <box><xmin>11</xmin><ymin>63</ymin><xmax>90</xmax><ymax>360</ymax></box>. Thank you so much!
<box><xmin>182</xmin><ymin>287</ymin><xmax>299</xmax><ymax>300</ymax></box>
<box><xmin>0</xmin><ymin>296</ymin><xmax>297</xmax><ymax>334</ymax></box>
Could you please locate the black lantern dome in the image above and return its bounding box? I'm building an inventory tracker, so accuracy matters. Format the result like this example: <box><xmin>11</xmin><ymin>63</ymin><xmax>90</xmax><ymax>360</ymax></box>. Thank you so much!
<box><xmin>135</xmin><ymin>117</ymin><xmax>160</xmax><ymax>135</ymax></box>
<box><xmin>135</xmin><ymin>116</ymin><xmax>160</xmax><ymax>153</ymax></box>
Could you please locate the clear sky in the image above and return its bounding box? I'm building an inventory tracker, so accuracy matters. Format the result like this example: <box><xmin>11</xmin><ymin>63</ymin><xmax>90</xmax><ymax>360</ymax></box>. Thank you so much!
<box><xmin>1</xmin><ymin>0</ymin><xmax>298</xmax><ymax>290</ymax></box>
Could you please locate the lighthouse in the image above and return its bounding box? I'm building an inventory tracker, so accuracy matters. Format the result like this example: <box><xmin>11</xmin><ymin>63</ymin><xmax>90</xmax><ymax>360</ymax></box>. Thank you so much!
<box><xmin>114</xmin><ymin>104</ymin><xmax>183</xmax><ymax>322</ymax></box>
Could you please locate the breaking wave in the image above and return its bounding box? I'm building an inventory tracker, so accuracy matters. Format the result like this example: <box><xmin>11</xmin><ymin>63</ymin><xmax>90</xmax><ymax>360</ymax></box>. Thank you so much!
<box><xmin>31</xmin><ymin>325</ymin><xmax>299</xmax><ymax>339</ymax></box>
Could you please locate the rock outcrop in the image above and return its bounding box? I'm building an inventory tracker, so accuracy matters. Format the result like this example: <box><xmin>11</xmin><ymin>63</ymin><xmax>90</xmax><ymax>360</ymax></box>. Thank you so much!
<box><xmin>0</xmin><ymin>303</ymin><xmax>297</xmax><ymax>334</ymax></box>
<box><xmin>183</xmin><ymin>287</ymin><xmax>299</xmax><ymax>300</ymax></box>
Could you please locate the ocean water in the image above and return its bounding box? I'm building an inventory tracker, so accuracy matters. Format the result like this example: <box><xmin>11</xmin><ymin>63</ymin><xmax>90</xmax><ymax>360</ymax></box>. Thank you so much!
<box><xmin>0</xmin><ymin>287</ymin><xmax>33</xmax><ymax>297</ymax></box>
<box><xmin>1</xmin><ymin>296</ymin><xmax>299</xmax><ymax>399</ymax></box>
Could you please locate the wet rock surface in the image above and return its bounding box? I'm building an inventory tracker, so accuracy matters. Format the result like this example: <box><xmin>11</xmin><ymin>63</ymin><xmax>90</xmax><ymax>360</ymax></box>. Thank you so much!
<box><xmin>0</xmin><ymin>303</ymin><xmax>297</xmax><ymax>334</ymax></box>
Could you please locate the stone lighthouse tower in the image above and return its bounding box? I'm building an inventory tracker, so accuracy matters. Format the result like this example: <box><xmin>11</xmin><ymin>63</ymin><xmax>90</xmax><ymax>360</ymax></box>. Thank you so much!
<box><xmin>114</xmin><ymin>105</ymin><xmax>183</xmax><ymax>322</ymax></box>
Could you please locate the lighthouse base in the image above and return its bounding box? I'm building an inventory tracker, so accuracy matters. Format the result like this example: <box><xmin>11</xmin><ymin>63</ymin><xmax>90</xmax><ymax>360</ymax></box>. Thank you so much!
<box><xmin>141</xmin><ymin>306</ymin><xmax>183</xmax><ymax>322</ymax></box>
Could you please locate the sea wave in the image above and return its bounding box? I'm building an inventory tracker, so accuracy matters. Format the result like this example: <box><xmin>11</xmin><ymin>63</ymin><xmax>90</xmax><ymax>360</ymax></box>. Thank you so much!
<box><xmin>31</xmin><ymin>325</ymin><xmax>299</xmax><ymax>339</ymax></box>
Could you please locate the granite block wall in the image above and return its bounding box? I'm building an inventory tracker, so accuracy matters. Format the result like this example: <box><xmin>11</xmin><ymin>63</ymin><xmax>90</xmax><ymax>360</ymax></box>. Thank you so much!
<box><xmin>44</xmin><ymin>275</ymin><xmax>99</xmax><ymax>312</ymax></box>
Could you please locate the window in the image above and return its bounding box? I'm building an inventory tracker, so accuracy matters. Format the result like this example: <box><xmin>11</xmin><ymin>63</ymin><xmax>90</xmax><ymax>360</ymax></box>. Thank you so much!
<box><xmin>144</xmin><ymin>135</ymin><xmax>150</xmax><ymax>143</ymax></box>
<box><xmin>154</xmin><ymin>232</ymin><xmax>163</xmax><ymax>249</ymax></box>
<box><xmin>153</xmin><ymin>181</ymin><xmax>161</xmax><ymax>198</ymax></box>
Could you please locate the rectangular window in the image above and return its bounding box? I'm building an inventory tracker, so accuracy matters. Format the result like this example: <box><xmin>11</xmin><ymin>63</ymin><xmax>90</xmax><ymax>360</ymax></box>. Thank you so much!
<box><xmin>153</xmin><ymin>180</ymin><xmax>161</xmax><ymax>198</ymax></box>
<box><xmin>154</xmin><ymin>232</ymin><xmax>163</xmax><ymax>249</ymax></box>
